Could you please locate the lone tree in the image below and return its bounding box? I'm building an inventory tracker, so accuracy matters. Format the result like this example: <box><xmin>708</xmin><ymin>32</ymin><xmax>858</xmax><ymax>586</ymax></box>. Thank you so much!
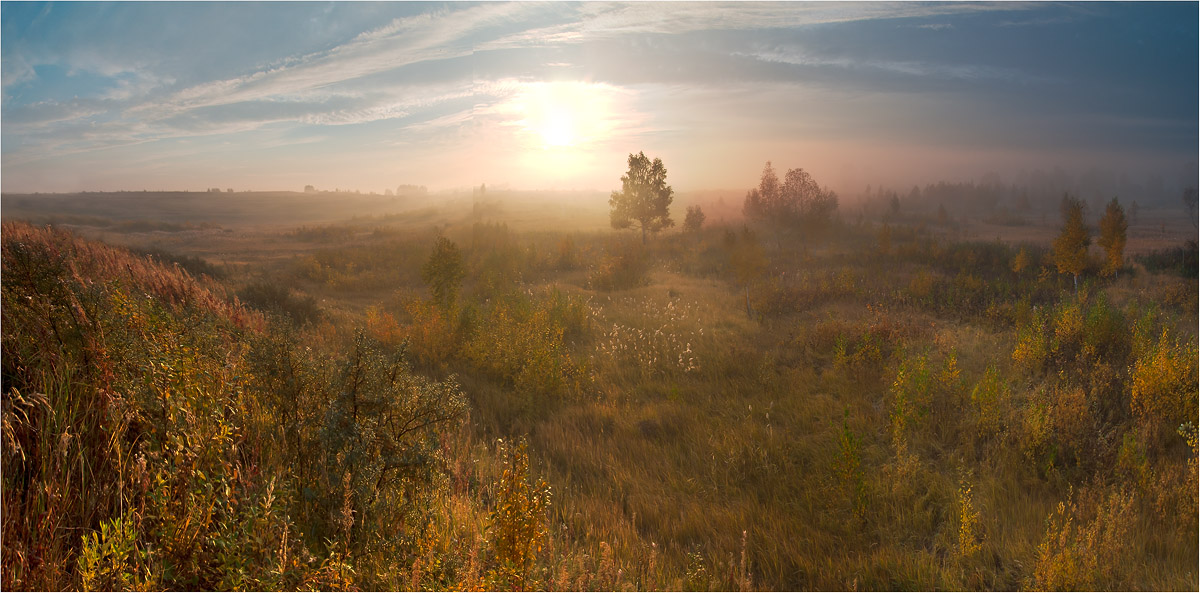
<box><xmin>1097</xmin><ymin>197</ymin><xmax>1128</xmax><ymax>277</ymax></box>
<box><xmin>610</xmin><ymin>152</ymin><xmax>674</xmax><ymax>244</ymax></box>
<box><xmin>1052</xmin><ymin>194</ymin><xmax>1090</xmax><ymax>291</ymax></box>
<box><xmin>422</xmin><ymin>236</ymin><xmax>465</xmax><ymax>309</ymax></box>
<box><xmin>683</xmin><ymin>205</ymin><xmax>706</xmax><ymax>233</ymax></box>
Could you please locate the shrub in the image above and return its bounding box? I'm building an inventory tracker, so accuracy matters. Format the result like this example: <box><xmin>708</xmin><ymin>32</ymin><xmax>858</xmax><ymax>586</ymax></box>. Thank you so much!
<box><xmin>1012</xmin><ymin>291</ymin><xmax>1132</xmax><ymax>386</ymax></box>
<box><xmin>1170</xmin><ymin>423</ymin><xmax>1199</xmax><ymax>533</ymax></box>
<box><xmin>556</xmin><ymin>236</ymin><xmax>580</xmax><ymax>271</ymax></box>
<box><xmin>76</xmin><ymin>512</ymin><xmax>157</xmax><ymax>591</ymax></box>
<box><xmin>752</xmin><ymin>266</ymin><xmax>867</xmax><ymax>319</ymax></box>
<box><xmin>1130</xmin><ymin>329</ymin><xmax>1199</xmax><ymax>438</ymax></box>
<box><xmin>588</xmin><ymin>242</ymin><xmax>650</xmax><ymax>291</ymax></box>
<box><xmin>135</xmin><ymin>247</ymin><xmax>225</xmax><ymax>279</ymax></box>
<box><xmin>1052</xmin><ymin>298</ymin><xmax>1085</xmax><ymax>354</ymax></box>
<box><xmin>423</xmin><ymin>236</ymin><xmax>465</xmax><ymax>309</ymax></box>
<box><xmin>486</xmin><ymin>439</ymin><xmax>550</xmax><ymax>590</ymax></box>
<box><xmin>1021</xmin><ymin>398</ymin><xmax>1056</xmax><ymax>475</ymax></box>
<box><xmin>1048</xmin><ymin>384</ymin><xmax>1096</xmax><ymax>469</ymax></box>
<box><xmin>1011</xmin><ymin>246</ymin><xmax>1032</xmax><ymax>274</ymax></box>
<box><xmin>541</xmin><ymin>287</ymin><xmax>592</xmax><ymax>342</ymax></box>
<box><xmin>311</xmin><ymin>332</ymin><xmax>467</xmax><ymax>559</ymax></box>
<box><xmin>292</xmin><ymin>240</ymin><xmax>426</xmax><ymax>293</ymax></box>
<box><xmin>1031</xmin><ymin>487</ymin><xmax>1135</xmax><ymax>590</ymax></box>
<box><xmin>1081</xmin><ymin>295</ymin><xmax>1128</xmax><ymax>362</ymax></box>
<box><xmin>468</xmin><ymin>222</ymin><xmax>522</xmax><ymax>296</ymax></box>
<box><xmin>238</xmin><ymin>281</ymin><xmax>321</xmax><ymax>325</ymax></box>
<box><xmin>1136</xmin><ymin>240</ymin><xmax>1198</xmax><ymax>278</ymax></box>
<box><xmin>463</xmin><ymin>291</ymin><xmax>591</xmax><ymax>400</ymax></box>
<box><xmin>364</xmin><ymin>305</ymin><xmax>405</xmax><ymax>346</ymax></box>
<box><xmin>473</xmin><ymin>304</ymin><xmax>564</xmax><ymax>395</ymax></box>
<box><xmin>890</xmin><ymin>353</ymin><xmax>931</xmax><ymax>456</ymax></box>
<box><xmin>970</xmin><ymin>365</ymin><xmax>1009</xmax><ymax>438</ymax></box>
<box><xmin>955</xmin><ymin>477</ymin><xmax>982</xmax><ymax>559</ymax></box>
<box><xmin>399</xmin><ymin>299</ymin><xmax>459</xmax><ymax>369</ymax></box>
<box><xmin>907</xmin><ymin>269</ymin><xmax>937</xmax><ymax>304</ymax></box>
<box><xmin>1159</xmin><ymin>279</ymin><xmax>1198</xmax><ymax>312</ymax></box>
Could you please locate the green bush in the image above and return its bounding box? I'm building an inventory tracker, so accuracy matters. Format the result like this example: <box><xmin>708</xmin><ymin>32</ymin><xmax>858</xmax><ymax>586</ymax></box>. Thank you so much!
<box><xmin>463</xmin><ymin>291</ymin><xmax>590</xmax><ymax>400</ymax></box>
<box><xmin>1136</xmin><ymin>240</ymin><xmax>1198</xmax><ymax>278</ymax></box>
<box><xmin>588</xmin><ymin>242</ymin><xmax>649</xmax><ymax>291</ymax></box>
<box><xmin>970</xmin><ymin>365</ymin><xmax>1009</xmax><ymax>438</ymax></box>
<box><xmin>237</xmin><ymin>281</ymin><xmax>321</xmax><ymax>325</ymax></box>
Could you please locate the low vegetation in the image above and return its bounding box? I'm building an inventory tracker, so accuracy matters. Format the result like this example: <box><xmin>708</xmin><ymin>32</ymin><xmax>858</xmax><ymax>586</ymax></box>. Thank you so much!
<box><xmin>2</xmin><ymin>175</ymin><xmax>1196</xmax><ymax>590</ymax></box>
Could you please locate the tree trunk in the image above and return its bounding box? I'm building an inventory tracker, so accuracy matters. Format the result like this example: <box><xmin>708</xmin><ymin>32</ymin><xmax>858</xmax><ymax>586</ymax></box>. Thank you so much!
<box><xmin>745</xmin><ymin>285</ymin><xmax>753</xmax><ymax>319</ymax></box>
<box><xmin>641</xmin><ymin>225</ymin><xmax>647</xmax><ymax>245</ymax></box>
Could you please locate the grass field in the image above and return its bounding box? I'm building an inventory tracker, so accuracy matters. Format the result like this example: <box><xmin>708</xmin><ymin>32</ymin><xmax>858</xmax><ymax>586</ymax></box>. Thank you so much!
<box><xmin>2</xmin><ymin>190</ymin><xmax>1196</xmax><ymax>590</ymax></box>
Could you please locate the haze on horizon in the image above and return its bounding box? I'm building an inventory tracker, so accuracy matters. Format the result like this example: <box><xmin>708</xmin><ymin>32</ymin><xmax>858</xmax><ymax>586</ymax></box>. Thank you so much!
<box><xmin>2</xmin><ymin>1</ymin><xmax>1197</xmax><ymax>197</ymax></box>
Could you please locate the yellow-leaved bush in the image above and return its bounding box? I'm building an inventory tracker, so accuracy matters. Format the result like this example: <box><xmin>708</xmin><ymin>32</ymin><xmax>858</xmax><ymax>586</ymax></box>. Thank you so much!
<box><xmin>487</xmin><ymin>439</ymin><xmax>550</xmax><ymax>591</ymax></box>
<box><xmin>1130</xmin><ymin>329</ymin><xmax>1198</xmax><ymax>433</ymax></box>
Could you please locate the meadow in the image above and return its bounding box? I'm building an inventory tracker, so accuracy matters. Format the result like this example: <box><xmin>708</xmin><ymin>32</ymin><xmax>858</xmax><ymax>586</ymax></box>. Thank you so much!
<box><xmin>1</xmin><ymin>187</ymin><xmax>1196</xmax><ymax>590</ymax></box>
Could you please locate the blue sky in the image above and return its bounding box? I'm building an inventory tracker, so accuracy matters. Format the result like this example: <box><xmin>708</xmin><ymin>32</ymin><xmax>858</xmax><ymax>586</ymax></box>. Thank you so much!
<box><xmin>2</xmin><ymin>1</ymin><xmax>1196</xmax><ymax>194</ymax></box>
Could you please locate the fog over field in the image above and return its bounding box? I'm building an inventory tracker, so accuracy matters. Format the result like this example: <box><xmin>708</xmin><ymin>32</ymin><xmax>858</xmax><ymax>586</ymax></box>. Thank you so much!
<box><xmin>2</xmin><ymin>2</ymin><xmax>1197</xmax><ymax>592</ymax></box>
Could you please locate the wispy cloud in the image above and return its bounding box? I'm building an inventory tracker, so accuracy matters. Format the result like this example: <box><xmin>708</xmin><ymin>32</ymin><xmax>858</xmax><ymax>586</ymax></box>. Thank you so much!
<box><xmin>996</xmin><ymin>14</ymin><xmax>1088</xmax><ymax>28</ymax></box>
<box><xmin>399</xmin><ymin>108</ymin><xmax>474</xmax><ymax>134</ymax></box>
<box><xmin>3</xmin><ymin>98</ymin><xmax>108</xmax><ymax>127</ymax></box>
<box><xmin>2</xmin><ymin>2</ymin><xmax>1193</xmax><ymax>193</ymax></box>
<box><xmin>7</xmin><ymin>80</ymin><xmax>481</xmax><ymax>165</ymax></box>
<box><xmin>742</xmin><ymin>47</ymin><xmax>1049</xmax><ymax>85</ymax></box>
<box><xmin>1</xmin><ymin>54</ymin><xmax>36</xmax><ymax>92</ymax></box>
<box><xmin>4</xmin><ymin>3</ymin><xmax>538</xmax><ymax>163</ymax></box>
<box><xmin>137</xmin><ymin>3</ymin><xmax>527</xmax><ymax>115</ymax></box>
<box><xmin>479</xmin><ymin>2</ymin><xmax>1024</xmax><ymax>50</ymax></box>
<box><xmin>5</xmin><ymin>1</ymin><xmax>1033</xmax><ymax>164</ymax></box>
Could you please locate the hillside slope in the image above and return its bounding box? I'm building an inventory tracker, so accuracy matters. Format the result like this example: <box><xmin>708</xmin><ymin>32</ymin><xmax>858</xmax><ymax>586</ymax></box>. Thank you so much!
<box><xmin>0</xmin><ymin>223</ymin><xmax>485</xmax><ymax>590</ymax></box>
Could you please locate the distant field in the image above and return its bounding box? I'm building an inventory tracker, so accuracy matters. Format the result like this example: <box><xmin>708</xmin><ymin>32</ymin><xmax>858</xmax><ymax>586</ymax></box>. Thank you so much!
<box><xmin>0</xmin><ymin>190</ymin><xmax>615</xmax><ymax>269</ymax></box>
<box><xmin>0</xmin><ymin>189</ymin><xmax>616</xmax><ymax>229</ymax></box>
<box><xmin>1</xmin><ymin>190</ymin><xmax>445</xmax><ymax>229</ymax></box>
<box><xmin>4</xmin><ymin>190</ymin><xmax>1193</xmax><ymax>253</ymax></box>
<box><xmin>944</xmin><ymin>205</ymin><xmax>1196</xmax><ymax>256</ymax></box>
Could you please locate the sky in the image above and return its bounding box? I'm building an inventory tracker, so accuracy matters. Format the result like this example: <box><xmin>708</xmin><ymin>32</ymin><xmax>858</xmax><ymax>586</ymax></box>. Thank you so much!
<box><xmin>2</xmin><ymin>1</ymin><xmax>1197</xmax><ymax>195</ymax></box>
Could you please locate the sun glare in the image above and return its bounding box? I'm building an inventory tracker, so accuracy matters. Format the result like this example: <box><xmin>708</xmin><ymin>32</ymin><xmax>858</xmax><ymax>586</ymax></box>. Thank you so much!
<box><xmin>511</xmin><ymin>81</ymin><xmax>621</xmax><ymax>150</ymax></box>
<box><xmin>538</xmin><ymin>108</ymin><xmax>576</xmax><ymax>147</ymax></box>
<box><xmin>489</xmin><ymin>79</ymin><xmax>640</xmax><ymax>184</ymax></box>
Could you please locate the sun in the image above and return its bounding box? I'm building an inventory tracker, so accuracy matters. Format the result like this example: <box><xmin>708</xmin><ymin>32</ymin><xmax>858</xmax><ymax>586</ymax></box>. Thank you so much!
<box><xmin>513</xmin><ymin>81</ymin><xmax>614</xmax><ymax>150</ymax></box>
<box><xmin>536</xmin><ymin>107</ymin><xmax>577</xmax><ymax>148</ymax></box>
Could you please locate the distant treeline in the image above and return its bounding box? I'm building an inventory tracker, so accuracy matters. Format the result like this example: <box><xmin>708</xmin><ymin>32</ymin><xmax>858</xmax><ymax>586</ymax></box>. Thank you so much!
<box><xmin>860</xmin><ymin>168</ymin><xmax>1192</xmax><ymax>221</ymax></box>
<box><xmin>1138</xmin><ymin>240</ymin><xmax>1199</xmax><ymax>278</ymax></box>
